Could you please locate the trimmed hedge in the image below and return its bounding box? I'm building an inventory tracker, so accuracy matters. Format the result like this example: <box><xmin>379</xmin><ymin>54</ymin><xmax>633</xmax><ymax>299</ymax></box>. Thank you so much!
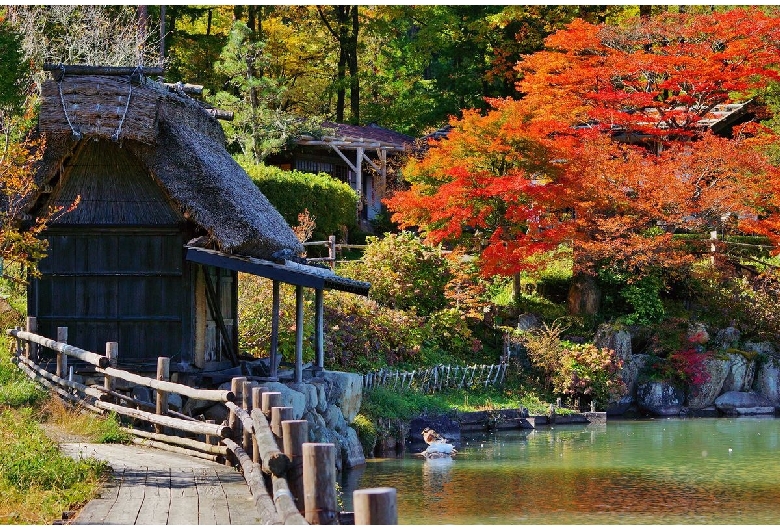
<box><xmin>237</xmin><ymin>157</ymin><xmax>358</xmax><ymax>241</ymax></box>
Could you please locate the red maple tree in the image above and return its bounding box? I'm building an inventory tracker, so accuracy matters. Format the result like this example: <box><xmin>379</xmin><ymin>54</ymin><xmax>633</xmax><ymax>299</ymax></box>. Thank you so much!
<box><xmin>386</xmin><ymin>8</ymin><xmax>780</xmax><ymax>280</ymax></box>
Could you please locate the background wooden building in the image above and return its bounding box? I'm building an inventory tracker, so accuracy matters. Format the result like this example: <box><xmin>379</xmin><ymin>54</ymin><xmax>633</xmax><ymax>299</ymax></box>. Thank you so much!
<box><xmin>26</xmin><ymin>68</ymin><xmax>313</xmax><ymax>372</ymax></box>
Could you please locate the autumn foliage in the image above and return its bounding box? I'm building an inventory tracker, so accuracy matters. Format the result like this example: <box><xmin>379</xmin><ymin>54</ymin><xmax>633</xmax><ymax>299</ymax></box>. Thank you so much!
<box><xmin>387</xmin><ymin>8</ymin><xmax>780</xmax><ymax>280</ymax></box>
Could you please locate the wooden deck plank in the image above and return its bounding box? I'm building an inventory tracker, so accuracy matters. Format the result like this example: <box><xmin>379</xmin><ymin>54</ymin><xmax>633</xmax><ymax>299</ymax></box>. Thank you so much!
<box><xmin>167</xmin><ymin>469</ymin><xmax>200</xmax><ymax>525</ymax></box>
<box><xmin>103</xmin><ymin>468</ymin><xmax>148</xmax><ymax>525</ymax></box>
<box><xmin>135</xmin><ymin>469</ymin><xmax>171</xmax><ymax>525</ymax></box>
<box><xmin>194</xmin><ymin>467</ymin><xmax>231</xmax><ymax>525</ymax></box>
<box><xmin>217</xmin><ymin>469</ymin><xmax>265</xmax><ymax>525</ymax></box>
<box><xmin>72</xmin><ymin>468</ymin><xmax>124</xmax><ymax>525</ymax></box>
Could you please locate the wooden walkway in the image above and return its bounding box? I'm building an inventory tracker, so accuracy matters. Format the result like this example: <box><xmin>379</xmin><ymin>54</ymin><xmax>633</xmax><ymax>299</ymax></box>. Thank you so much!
<box><xmin>60</xmin><ymin>442</ymin><xmax>262</xmax><ymax>525</ymax></box>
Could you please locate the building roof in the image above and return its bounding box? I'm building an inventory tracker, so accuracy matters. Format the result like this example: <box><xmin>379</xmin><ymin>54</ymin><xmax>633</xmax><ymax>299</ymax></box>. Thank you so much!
<box><xmin>31</xmin><ymin>72</ymin><xmax>303</xmax><ymax>260</ymax></box>
<box><xmin>302</xmin><ymin>122</ymin><xmax>415</xmax><ymax>151</ymax></box>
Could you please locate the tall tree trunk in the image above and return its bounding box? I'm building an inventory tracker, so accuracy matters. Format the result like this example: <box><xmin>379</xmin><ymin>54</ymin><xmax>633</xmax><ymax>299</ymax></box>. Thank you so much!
<box><xmin>348</xmin><ymin>5</ymin><xmax>359</xmax><ymax>124</ymax></box>
<box><xmin>137</xmin><ymin>5</ymin><xmax>148</xmax><ymax>64</ymax></box>
<box><xmin>318</xmin><ymin>5</ymin><xmax>360</xmax><ymax>124</ymax></box>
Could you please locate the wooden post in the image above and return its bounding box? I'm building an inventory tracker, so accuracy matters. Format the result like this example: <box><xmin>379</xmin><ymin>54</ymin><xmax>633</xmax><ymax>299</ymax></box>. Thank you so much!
<box><xmin>229</xmin><ymin>377</ymin><xmax>247</xmax><ymax>445</ymax></box>
<box><xmin>271</xmin><ymin>280</ymin><xmax>280</xmax><ymax>381</ymax></box>
<box><xmin>242</xmin><ymin>380</ymin><xmax>255</xmax><ymax>456</ymax></box>
<box><xmin>205</xmin><ymin>419</ymin><xmax>216</xmax><ymax>446</ymax></box>
<box><xmin>328</xmin><ymin>235</ymin><xmax>336</xmax><ymax>266</ymax></box>
<box><xmin>271</xmin><ymin>406</ymin><xmax>293</xmax><ymax>447</ymax></box>
<box><xmin>353</xmin><ymin>487</ymin><xmax>398</xmax><ymax>525</ymax></box>
<box><xmin>26</xmin><ymin>316</ymin><xmax>37</xmax><ymax>362</ymax></box>
<box><xmin>303</xmin><ymin>442</ymin><xmax>337</xmax><ymax>525</ymax></box>
<box><xmin>295</xmin><ymin>284</ymin><xmax>304</xmax><ymax>384</ymax></box>
<box><xmin>314</xmin><ymin>288</ymin><xmax>324</xmax><ymax>371</ymax></box>
<box><xmin>262</xmin><ymin>391</ymin><xmax>282</xmax><ymax>418</ymax></box>
<box><xmin>251</xmin><ymin>386</ymin><xmax>268</xmax><ymax>464</ymax></box>
<box><xmin>56</xmin><ymin>327</ymin><xmax>68</xmax><ymax>378</ymax></box>
<box><xmin>104</xmin><ymin>342</ymin><xmax>118</xmax><ymax>394</ymax></box>
<box><xmin>283</xmin><ymin>419</ymin><xmax>308</xmax><ymax>512</ymax></box>
<box><xmin>156</xmin><ymin>357</ymin><xmax>170</xmax><ymax>434</ymax></box>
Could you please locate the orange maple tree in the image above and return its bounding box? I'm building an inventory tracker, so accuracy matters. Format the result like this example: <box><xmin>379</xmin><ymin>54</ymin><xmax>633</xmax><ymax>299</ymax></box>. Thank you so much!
<box><xmin>386</xmin><ymin>8</ymin><xmax>780</xmax><ymax>280</ymax></box>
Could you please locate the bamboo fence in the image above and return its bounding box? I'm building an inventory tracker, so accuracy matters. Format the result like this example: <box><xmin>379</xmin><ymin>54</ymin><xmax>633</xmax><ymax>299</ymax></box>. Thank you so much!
<box><xmin>363</xmin><ymin>363</ymin><xmax>507</xmax><ymax>394</ymax></box>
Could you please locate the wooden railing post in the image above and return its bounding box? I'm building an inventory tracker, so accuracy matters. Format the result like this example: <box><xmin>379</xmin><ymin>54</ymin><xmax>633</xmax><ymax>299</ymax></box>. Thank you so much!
<box><xmin>26</xmin><ymin>316</ymin><xmax>37</xmax><ymax>362</ymax></box>
<box><xmin>251</xmin><ymin>386</ymin><xmax>268</xmax><ymax>464</ymax></box>
<box><xmin>328</xmin><ymin>234</ymin><xmax>336</xmax><ymax>265</ymax></box>
<box><xmin>353</xmin><ymin>487</ymin><xmax>398</xmax><ymax>525</ymax></box>
<box><xmin>104</xmin><ymin>342</ymin><xmax>118</xmax><ymax>394</ymax></box>
<box><xmin>229</xmin><ymin>376</ymin><xmax>247</xmax><ymax>445</ymax></box>
<box><xmin>242</xmin><ymin>380</ymin><xmax>255</xmax><ymax>456</ymax></box>
<box><xmin>303</xmin><ymin>442</ymin><xmax>337</xmax><ymax>525</ymax></box>
<box><xmin>56</xmin><ymin>327</ymin><xmax>68</xmax><ymax>378</ymax></box>
<box><xmin>283</xmin><ymin>419</ymin><xmax>308</xmax><ymax>512</ymax></box>
<box><xmin>156</xmin><ymin>357</ymin><xmax>170</xmax><ymax>434</ymax></box>
<box><xmin>271</xmin><ymin>406</ymin><xmax>293</xmax><ymax>447</ymax></box>
<box><xmin>262</xmin><ymin>391</ymin><xmax>282</xmax><ymax>418</ymax></box>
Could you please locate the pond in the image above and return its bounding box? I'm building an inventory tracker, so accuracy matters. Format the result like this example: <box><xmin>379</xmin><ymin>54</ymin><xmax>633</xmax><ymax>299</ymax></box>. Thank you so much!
<box><xmin>340</xmin><ymin>417</ymin><xmax>780</xmax><ymax>524</ymax></box>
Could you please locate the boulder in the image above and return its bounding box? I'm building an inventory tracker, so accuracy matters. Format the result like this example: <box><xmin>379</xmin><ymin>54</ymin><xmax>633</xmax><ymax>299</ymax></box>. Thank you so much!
<box><xmin>287</xmin><ymin>382</ymin><xmax>319</xmax><ymax>414</ymax></box>
<box><xmin>722</xmin><ymin>352</ymin><xmax>756</xmax><ymax>393</ymax></box>
<box><xmin>567</xmin><ymin>274</ymin><xmax>600</xmax><ymax>316</ymax></box>
<box><xmin>203</xmin><ymin>402</ymin><xmax>228</xmax><ymax>424</ymax></box>
<box><xmin>636</xmin><ymin>381</ymin><xmax>685</xmax><ymax>416</ymax></box>
<box><xmin>687</xmin><ymin>356</ymin><xmax>729</xmax><ymax>409</ymax></box>
<box><xmin>713</xmin><ymin>327</ymin><xmax>740</xmax><ymax>349</ymax></box>
<box><xmin>516</xmin><ymin>313</ymin><xmax>542</xmax><ymax>332</ymax></box>
<box><xmin>131</xmin><ymin>385</ymin><xmax>152</xmax><ymax>404</ymax></box>
<box><xmin>262</xmin><ymin>382</ymin><xmax>307</xmax><ymax>419</ymax></box>
<box><xmin>594</xmin><ymin>325</ymin><xmax>633</xmax><ymax>361</ymax></box>
<box><xmin>338</xmin><ymin>427</ymin><xmax>366</xmax><ymax>468</ymax></box>
<box><xmin>752</xmin><ymin>357</ymin><xmax>780</xmax><ymax>405</ymax></box>
<box><xmin>324</xmin><ymin>404</ymin><xmax>348</xmax><ymax>434</ymax></box>
<box><xmin>182</xmin><ymin>397</ymin><xmax>215</xmax><ymax>417</ymax></box>
<box><xmin>167</xmin><ymin>392</ymin><xmax>183</xmax><ymax>412</ymax></box>
<box><xmin>687</xmin><ymin>322</ymin><xmax>710</xmax><ymax>345</ymax></box>
<box><xmin>323</xmin><ymin>371</ymin><xmax>363</xmax><ymax>423</ymax></box>
<box><xmin>714</xmin><ymin>391</ymin><xmax>775</xmax><ymax>416</ymax></box>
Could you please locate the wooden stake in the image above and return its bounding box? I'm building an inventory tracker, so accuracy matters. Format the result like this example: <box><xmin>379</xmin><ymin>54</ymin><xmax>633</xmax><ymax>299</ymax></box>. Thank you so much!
<box><xmin>271</xmin><ymin>406</ymin><xmax>293</xmax><ymax>447</ymax></box>
<box><xmin>56</xmin><ymin>327</ymin><xmax>68</xmax><ymax>379</ymax></box>
<box><xmin>242</xmin><ymin>380</ymin><xmax>255</xmax><ymax>455</ymax></box>
<box><xmin>156</xmin><ymin>357</ymin><xmax>170</xmax><ymax>434</ymax></box>
<box><xmin>303</xmin><ymin>443</ymin><xmax>338</xmax><ymax>525</ymax></box>
<box><xmin>262</xmin><ymin>391</ymin><xmax>282</xmax><ymax>418</ymax></box>
<box><xmin>26</xmin><ymin>316</ymin><xmax>37</xmax><ymax>362</ymax></box>
<box><xmin>104</xmin><ymin>342</ymin><xmax>118</xmax><ymax>394</ymax></box>
<box><xmin>353</xmin><ymin>487</ymin><xmax>398</xmax><ymax>525</ymax></box>
<box><xmin>283</xmin><ymin>420</ymin><xmax>308</xmax><ymax>512</ymax></box>
<box><xmin>229</xmin><ymin>376</ymin><xmax>247</xmax><ymax>445</ymax></box>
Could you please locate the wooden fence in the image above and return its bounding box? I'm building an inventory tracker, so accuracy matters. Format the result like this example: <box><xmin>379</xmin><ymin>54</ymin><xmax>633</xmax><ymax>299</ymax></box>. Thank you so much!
<box><xmin>7</xmin><ymin>320</ymin><xmax>397</xmax><ymax>525</ymax></box>
<box><xmin>363</xmin><ymin>363</ymin><xmax>507</xmax><ymax>394</ymax></box>
<box><xmin>303</xmin><ymin>236</ymin><xmax>367</xmax><ymax>266</ymax></box>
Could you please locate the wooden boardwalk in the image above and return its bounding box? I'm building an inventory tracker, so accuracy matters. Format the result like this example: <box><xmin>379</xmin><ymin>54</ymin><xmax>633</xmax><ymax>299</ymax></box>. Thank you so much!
<box><xmin>60</xmin><ymin>442</ymin><xmax>262</xmax><ymax>525</ymax></box>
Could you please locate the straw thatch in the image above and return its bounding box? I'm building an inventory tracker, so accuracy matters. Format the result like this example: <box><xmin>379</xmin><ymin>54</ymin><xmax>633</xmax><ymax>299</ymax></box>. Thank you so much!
<box><xmin>32</xmin><ymin>73</ymin><xmax>302</xmax><ymax>259</ymax></box>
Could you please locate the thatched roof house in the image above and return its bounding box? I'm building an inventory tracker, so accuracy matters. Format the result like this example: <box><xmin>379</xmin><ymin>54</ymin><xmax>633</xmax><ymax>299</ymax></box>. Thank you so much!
<box><xmin>26</xmin><ymin>67</ymin><xmax>367</xmax><ymax>378</ymax></box>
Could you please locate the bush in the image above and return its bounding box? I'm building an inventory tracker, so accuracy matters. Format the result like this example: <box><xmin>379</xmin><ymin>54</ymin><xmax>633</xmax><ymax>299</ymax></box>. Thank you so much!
<box><xmin>238</xmin><ymin>158</ymin><xmax>359</xmax><ymax>241</ymax></box>
<box><xmin>339</xmin><ymin>232</ymin><xmax>451</xmax><ymax>316</ymax></box>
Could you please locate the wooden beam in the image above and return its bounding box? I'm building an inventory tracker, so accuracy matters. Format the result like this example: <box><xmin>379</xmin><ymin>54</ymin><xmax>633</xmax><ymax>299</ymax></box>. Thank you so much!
<box><xmin>295</xmin><ymin>285</ymin><xmax>304</xmax><ymax>384</ymax></box>
<box><xmin>270</xmin><ymin>280</ymin><xmax>280</xmax><ymax>381</ymax></box>
<box><xmin>315</xmin><ymin>289</ymin><xmax>324</xmax><ymax>369</ymax></box>
<box><xmin>43</xmin><ymin>64</ymin><xmax>165</xmax><ymax>77</ymax></box>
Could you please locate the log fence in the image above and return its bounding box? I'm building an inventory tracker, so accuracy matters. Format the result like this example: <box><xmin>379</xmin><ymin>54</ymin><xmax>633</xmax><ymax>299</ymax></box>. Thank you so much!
<box><xmin>303</xmin><ymin>235</ymin><xmax>368</xmax><ymax>267</ymax></box>
<box><xmin>363</xmin><ymin>363</ymin><xmax>507</xmax><ymax>394</ymax></box>
<box><xmin>6</xmin><ymin>319</ymin><xmax>397</xmax><ymax>525</ymax></box>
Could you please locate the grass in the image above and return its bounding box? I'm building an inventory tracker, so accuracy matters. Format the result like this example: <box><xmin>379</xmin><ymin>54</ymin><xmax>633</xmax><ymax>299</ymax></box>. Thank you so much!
<box><xmin>0</xmin><ymin>337</ymin><xmax>125</xmax><ymax>523</ymax></box>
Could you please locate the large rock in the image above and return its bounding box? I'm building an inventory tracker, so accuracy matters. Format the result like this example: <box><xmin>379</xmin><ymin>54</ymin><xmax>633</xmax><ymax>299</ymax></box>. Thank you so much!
<box><xmin>636</xmin><ymin>381</ymin><xmax>685</xmax><ymax>416</ymax></box>
<box><xmin>594</xmin><ymin>325</ymin><xmax>633</xmax><ymax>361</ymax></box>
<box><xmin>337</xmin><ymin>427</ymin><xmax>366</xmax><ymax>468</ymax></box>
<box><xmin>687</xmin><ymin>356</ymin><xmax>729</xmax><ymax>409</ymax></box>
<box><xmin>714</xmin><ymin>391</ymin><xmax>775</xmax><ymax>416</ymax></box>
<box><xmin>324</xmin><ymin>404</ymin><xmax>348</xmax><ymax>434</ymax></box>
<box><xmin>722</xmin><ymin>352</ymin><xmax>756</xmax><ymax>393</ymax></box>
<box><xmin>567</xmin><ymin>274</ymin><xmax>600</xmax><ymax>316</ymax></box>
<box><xmin>323</xmin><ymin>371</ymin><xmax>363</xmax><ymax>423</ymax></box>
<box><xmin>262</xmin><ymin>382</ymin><xmax>307</xmax><ymax>419</ymax></box>
<box><xmin>752</xmin><ymin>357</ymin><xmax>780</xmax><ymax>405</ymax></box>
<box><xmin>516</xmin><ymin>313</ymin><xmax>542</xmax><ymax>332</ymax></box>
<box><xmin>287</xmin><ymin>382</ymin><xmax>319</xmax><ymax>414</ymax></box>
<box><xmin>713</xmin><ymin>327</ymin><xmax>740</xmax><ymax>349</ymax></box>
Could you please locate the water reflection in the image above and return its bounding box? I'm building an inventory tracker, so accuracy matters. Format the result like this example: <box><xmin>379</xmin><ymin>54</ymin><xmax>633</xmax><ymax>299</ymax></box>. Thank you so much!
<box><xmin>341</xmin><ymin>417</ymin><xmax>780</xmax><ymax>524</ymax></box>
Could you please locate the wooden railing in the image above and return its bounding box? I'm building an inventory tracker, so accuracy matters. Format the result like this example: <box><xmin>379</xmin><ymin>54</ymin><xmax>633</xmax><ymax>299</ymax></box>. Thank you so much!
<box><xmin>303</xmin><ymin>235</ymin><xmax>368</xmax><ymax>266</ymax></box>
<box><xmin>363</xmin><ymin>363</ymin><xmax>507</xmax><ymax>394</ymax></box>
<box><xmin>7</xmin><ymin>320</ymin><xmax>397</xmax><ymax>525</ymax></box>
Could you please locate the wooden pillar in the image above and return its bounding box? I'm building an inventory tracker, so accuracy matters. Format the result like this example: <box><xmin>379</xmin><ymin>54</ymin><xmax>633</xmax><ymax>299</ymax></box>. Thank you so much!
<box><xmin>271</xmin><ymin>406</ymin><xmax>293</xmax><ymax>447</ymax></box>
<box><xmin>229</xmin><ymin>376</ymin><xmax>247</xmax><ymax>445</ymax></box>
<box><xmin>242</xmin><ymin>380</ymin><xmax>255</xmax><ymax>455</ymax></box>
<box><xmin>104</xmin><ymin>342</ymin><xmax>118</xmax><ymax>394</ymax></box>
<box><xmin>283</xmin><ymin>419</ymin><xmax>308</xmax><ymax>512</ymax></box>
<box><xmin>295</xmin><ymin>284</ymin><xmax>304</xmax><ymax>383</ymax></box>
<box><xmin>356</xmin><ymin>146</ymin><xmax>364</xmax><ymax>206</ymax></box>
<box><xmin>315</xmin><ymin>288</ymin><xmax>324</xmax><ymax>371</ymax></box>
<box><xmin>26</xmin><ymin>316</ymin><xmax>37</xmax><ymax>362</ymax></box>
<box><xmin>303</xmin><ymin>442</ymin><xmax>337</xmax><ymax>525</ymax></box>
<box><xmin>353</xmin><ymin>487</ymin><xmax>398</xmax><ymax>525</ymax></box>
<box><xmin>328</xmin><ymin>235</ymin><xmax>336</xmax><ymax>266</ymax></box>
<box><xmin>156</xmin><ymin>357</ymin><xmax>170</xmax><ymax>434</ymax></box>
<box><xmin>270</xmin><ymin>280</ymin><xmax>280</xmax><ymax>381</ymax></box>
<box><xmin>251</xmin><ymin>385</ymin><xmax>268</xmax><ymax>464</ymax></box>
<box><xmin>262</xmin><ymin>391</ymin><xmax>282</xmax><ymax>418</ymax></box>
<box><xmin>56</xmin><ymin>327</ymin><xmax>68</xmax><ymax>378</ymax></box>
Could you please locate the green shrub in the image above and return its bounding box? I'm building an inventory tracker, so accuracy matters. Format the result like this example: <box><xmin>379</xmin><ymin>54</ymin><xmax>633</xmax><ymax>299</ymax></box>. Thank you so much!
<box><xmin>0</xmin><ymin>353</ymin><xmax>46</xmax><ymax>408</ymax></box>
<box><xmin>339</xmin><ymin>232</ymin><xmax>451</xmax><ymax>316</ymax></box>
<box><xmin>359</xmin><ymin>386</ymin><xmax>450</xmax><ymax>421</ymax></box>
<box><xmin>238</xmin><ymin>158</ymin><xmax>359</xmax><ymax>241</ymax></box>
<box><xmin>351</xmin><ymin>413</ymin><xmax>377</xmax><ymax>457</ymax></box>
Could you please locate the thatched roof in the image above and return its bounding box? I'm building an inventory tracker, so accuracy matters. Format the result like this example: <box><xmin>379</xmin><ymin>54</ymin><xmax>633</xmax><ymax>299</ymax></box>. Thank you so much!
<box><xmin>32</xmin><ymin>72</ymin><xmax>302</xmax><ymax>259</ymax></box>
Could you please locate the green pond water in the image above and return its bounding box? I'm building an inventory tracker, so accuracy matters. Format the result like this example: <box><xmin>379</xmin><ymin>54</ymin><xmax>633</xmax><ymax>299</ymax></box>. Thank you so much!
<box><xmin>340</xmin><ymin>417</ymin><xmax>780</xmax><ymax>524</ymax></box>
